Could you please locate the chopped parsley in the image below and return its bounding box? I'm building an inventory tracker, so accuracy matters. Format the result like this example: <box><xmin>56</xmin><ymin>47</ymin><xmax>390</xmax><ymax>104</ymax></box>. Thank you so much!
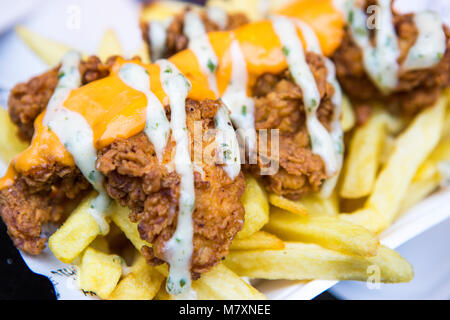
<box><xmin>241</xmin><ymin>105</ymin><xmax>247</xmax><ymax>116</ymax></box>
<box><xmin>282</xmin><ymin>46</ymin><xmax>290</xmax><ymax>56</ymax></box>
<box><xmin>207</xmin><ymin>59</ymin><xmax>217</xmax><ymax>73</ymax></box>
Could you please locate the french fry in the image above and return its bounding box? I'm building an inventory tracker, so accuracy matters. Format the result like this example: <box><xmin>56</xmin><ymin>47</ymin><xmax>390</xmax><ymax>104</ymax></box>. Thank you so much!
<box><xmin>206</xmin><ymin>0</ymin><xmax>293</xmax><ymax>21</ymax></box>
<box><xmin>109</xmin><ymin>202</ymin><xmax>152</xmax><ymax>251</ymax></box>
<box><xmin>341</xmin><ymin>96</ymin><xmax>447</xmax><ymax>233</ymax></box>
<box><xmin>97</xmin><ymin>29</ymin><xmax>123</xmax><ymax>62</ymax></box>
<box><xmin>0</xmin><ymin>108</ymin><xmax>28</xmax><ymax>163</ymax></box>
<box><xmin>15</xmin><ymin>25</ymin><xmax>84</xmax><ymax>66</ymax></box>
<box><xmin>268</xmin><ymin>194</ymin><xmax>308</xmax><ymax>216</ymax></box>
<box><xmin>224</xmin><ymin>242</ymin><xmax>413</xmax><ymax>283</ymax></box>
<box><xmin>264</xmin><ymin>207</ymin><xmax>379</xmax><ymax>256</ymax></box>
<box><xmin>108</xmin><ymin>254</ymin><xmax>164</xmax><ymax>300</ymax></box>
<box><xmin>397</xmin><ymin>177</ymin><xmax>440</xmax><ymax>215</ymax></box>
<box><xmin>236</xmin><ymin>175</ymin><xmax>270</xmax><ymax>239</ymax></box>
<box><xmin>133</xmin><ymin>42</ymin><xmax>152</xmax><ymax>64</ymax></box>
<box><xmin>268</xmin><ymin>192</ymin><xmax>338</xmax><ymax>216</ymax></box>
<box><xmin>230</xmin><ymin>231</ymin><xmax>285</xmax><ymax>251</ymax></box>
<box><xmin>413</xmin><ymin>138</ymin><xmax>450</xmax><ymax>183</ymax></box>
<box><xmin>340</xmin><ymin>95</ymin><xmax>355</xmax><ymax>132</ymax></box>
<box><xmin>79</xmin><ymin>247</ymin><xmax>122</xmax><ymax>299</ymax></box>
<box><xmin>89</xmin><ymin>236</ymin><xmax>110</xmax><ymax>253</ymax></box>
<box><xmin>140</xmin><ymin>1</ymin><xmax>197</xmax><ymax>23</ymax></box>
<box><xmin>156</xmin><ymin>263</ymin><xmax>266</xmax><ymax>300</ymax></box>
<box><xmin>340</xmin><ymin>111</ymin><xmax>388</xmax><ymax>199</ymax></box>
<box><xmin>297</xmin><ymin>192</ymin><xmax>339</xmax><ymax>216</ymax></box>
<box><xmin>49</xmin><ymin>193</ymin><xmax>104</xmax><ymax>263</ymax></box>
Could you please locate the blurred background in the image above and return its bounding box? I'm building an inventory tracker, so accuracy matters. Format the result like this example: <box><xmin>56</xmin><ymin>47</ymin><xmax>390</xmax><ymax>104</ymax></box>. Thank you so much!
<box><xmin>0</xmin><ymin>0</ymin><xmax>449</xmax><ymax>300</ymax></box>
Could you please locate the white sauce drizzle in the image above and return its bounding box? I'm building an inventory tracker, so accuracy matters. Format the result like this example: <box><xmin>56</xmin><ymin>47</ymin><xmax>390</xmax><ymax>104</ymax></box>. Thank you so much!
<box><xmin>271</xmin><ymin>15</ymin><xmax>338</xmax><ymax>178</ymax></box>
<box><xmin>345</xmin><ymin>0</ymin><xmax>400</xmax><ymax>93</ymax></box>
<box><xmin>206</xmin><ymin>6</ymin><xmax>228</xmax><ymax>29</ymax></box>
<box><xmin>172</xmin><ymin>287</ymin><xmax>198</xmax><ymax>300</ymax></box>
<box><xmin>214</xmin><ymin>106</ymin><xmax>241</xmax><ymax>180</ymax></box>
<box><xmin>403</xmin><ymin>11</ymin><xmax>446</xmax><ymax>71</ymax></box>
<box><xmin>221</xmin><ymin>40</ymin><xmax>257</xmax><ymax>157</ymax></box>
<box><xmin>118</xmin><ymin>63</ymin><xmax>170</xmax><ymax>162</ymax></box>
<box><xmin>291</xmin><ymin>18</ymin><xmax>344</xmax><ymax>197</ymax></box>
<box><xmin>184</xmin><ymin>10</ymin><xmax>220</xmax><ymax>95</ymax></box>
<box><xmin>157</xmin><ymin>59</ymin><xmax>195</xmax><ymax>295</ymax></box>
<box><xmin>43</xmin><ymin>51</ymin><xmax>111</xmax><ymax>234</ymax></box>
<box><xmin>148</xmin><ymin>17</ymin><xmax>174</xmax><ymax>61</ymax></box>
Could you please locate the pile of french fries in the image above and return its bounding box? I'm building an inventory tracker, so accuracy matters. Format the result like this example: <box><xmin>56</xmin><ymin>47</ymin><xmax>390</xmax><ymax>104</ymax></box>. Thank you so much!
<box><xmin>0</xmin><ymin>0</ymin><xmax>449</xmax><ymax>300</ymax></box>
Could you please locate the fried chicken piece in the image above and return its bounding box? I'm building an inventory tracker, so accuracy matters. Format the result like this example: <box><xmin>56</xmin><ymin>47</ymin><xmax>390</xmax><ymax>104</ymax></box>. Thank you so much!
<box><xmin>8</xmin><ymin>56</ymin><xmax>116</xmax><ymax>141</ymax></box>
<box><xmin>249</xmin><ymin>53</ymin><xmax>335</xmax><ymax>199</ymax></box>
<box><xmin>0</xmin><ymin>164</ymin><xmax>90</xmax><ymax>254</ymax></box>
<box><xmin>97</xmin><ymin>99</ymin><xmax>246</xmax><ymax>279</ymax></box>
<box><xmin>140</xmin><ymin>9</ymin><xmax>249</xmax><ymax>60</ymax></box>
<box><xmin>332</xmin><ymin>2</ymin><xmax>450</xmax><ymax>117</ymax></box>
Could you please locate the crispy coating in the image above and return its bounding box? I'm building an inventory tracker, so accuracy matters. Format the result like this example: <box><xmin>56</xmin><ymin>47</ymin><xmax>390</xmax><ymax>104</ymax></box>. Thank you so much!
<box><xmin>0</xmin><ymin>165</ymin><xmax>90</xmax><ymax>254</ymax></box>
<box><xmin>8</xmin><ymin>56</ymin><xmax>115</xmax><ymax>141</ymax></box>
<box><xmin>249</xmin><ymin>53</ymin><xmax>335</xmax><ymax>199</ymax></box>
<box><xmin>96</xmin><ymin>99</ymin><xmax>245</xmax><ymax>279</ymax></box>
<box><xmin>333</xmin><ymin>4</ymin><xmax>450</xmax><ymax>117</ymax></box>
<box><xmin>141</xmin><ymin>9</ymin><xmax>249</xmax><ymax>60</ymax></box>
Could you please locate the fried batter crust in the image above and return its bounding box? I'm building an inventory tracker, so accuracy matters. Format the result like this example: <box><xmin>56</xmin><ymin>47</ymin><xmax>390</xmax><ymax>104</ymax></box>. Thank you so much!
<box><xmin>97</xmin><ymin>99</ymin><xmax>245</xmax><ymax>278</ymax></box>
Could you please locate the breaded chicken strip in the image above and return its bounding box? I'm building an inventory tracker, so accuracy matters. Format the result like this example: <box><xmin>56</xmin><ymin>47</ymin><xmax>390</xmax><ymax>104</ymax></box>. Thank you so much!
<box><xmin>141</xmin><ymin>8</ymin><xmax>249</xmax><ymax>60</ymax></box>
<box><xmin>333</xmin><ymin>1</ymin><xmax>450</xmax><ymax>118</ymax></box>
<box><xmin>97</xmin><ymin>99</ymin><xmax>245</xmax><ymax>279</ymax></box>
<box><xmin>249</xmin><ymin>53</ymin><xmax>335</xmax><ymax>200</ymax></box>
<box><xmin>8</xmin><ymin>56</ymin><xmax>115</xmax><ymax>141</ymax></box>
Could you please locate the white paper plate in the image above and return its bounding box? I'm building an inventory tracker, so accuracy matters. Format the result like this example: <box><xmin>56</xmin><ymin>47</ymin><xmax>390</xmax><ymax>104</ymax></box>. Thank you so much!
<box><xmin>0</xmin><ymin>0</ymin><xmax>41</xmax><ymax>35</ymax></box>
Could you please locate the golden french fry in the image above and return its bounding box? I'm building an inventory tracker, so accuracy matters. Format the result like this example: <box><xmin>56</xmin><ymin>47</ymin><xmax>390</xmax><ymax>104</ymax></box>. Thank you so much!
<box><xmin>15</xmin><ymin>25</ymin><xmax>84</xmax><ymax>66</ymax></box>
<box><xmin>109</xmin><ymin>202</ymin><xmax>152</xmax><ymax>251</ymax></box>
<box><xmin>97</xmin><ymin>29</ymin><xmax>123</xmax><ymax>62</ymax></box>
<box><xmin>133</xmin><ymin>42</ymin><xmax>151</xmax><ymax>64</ymax></box>
<box><xmin>230</xmin><ymin>231</ymin><xmax>285</xmax><ymax>251</ymax></box>
<box><xmin>342</xmin><ymin>96</ymin><xmax>447</xmax><ymax>233</ymax></box>
<box><xmin>79</xmin><ymin>247</ymin><xmax>122</xmax><ymax>299</ymax></box>
<box><xmin>443</xmin><ymin>105</ymin><xmax>450</xmax><ymax>140</ymax></box>
<box><xmin>264</xmin><ymin>207</ymin><xmax>379</xmax><ymax>256</ymax></box>
<box><xmin>108</xmin><ymin>255</ymin><xmax>164</xmax><ymax>300</ymax></box>
<box><xmin>340</xmin><ymin>111</ymin><xmax>388</xmax><ymax>199</ymax></box>
<box><xmin>397</xmin><ymin>177</ymin><xmax>440</xmax><ymax>215</ymax></box>
<box><xmin>224</xmin><ymin>242</ymin><xmax>413</xmax><ymax>283</ymax></box>
<box><xmin>341</xmin><ymin>95</ymin><xmax>355</xmax><ymax>132</ymax></box>
<box><xmin>89</xmin><ymin>236</ymin><xmax>110</xmax><ymax>253</ymax></box>
<box><xmin>0</xmin><ymin>108</ymin><xmax>28</xmax><ymax>163</ymax></box>
<box><xmin>413</xmin><ymin>138</ymin><xmax>450</xmax><ymax>183</ymax></box>
<box><xmin>49</xmin><ymin>193</ymin><xmax>104</xmax><ymax>263</ymax></box>
<box><xmin>236</xmin><ymin>175</ymin><xmax>270</xmax><ymax>239</ymax></box>
<box><xmin>156</xmin><ymin>263</ymin><xmax>266</xmax><ymax>300</ymax></box>
<box><xmin>207</xmin><ymin>0</ymin><xmax>293</xmax><ymax>20</ymax></box>
<box><xmin>140</xmin><ymin>1</ymin><xmax>197</xmax><ymax>22</ymax></box>
<box><xmin>268</xmin><ymin>193</ymin><xmax>308</xmax><ymax>216</ymax></box>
